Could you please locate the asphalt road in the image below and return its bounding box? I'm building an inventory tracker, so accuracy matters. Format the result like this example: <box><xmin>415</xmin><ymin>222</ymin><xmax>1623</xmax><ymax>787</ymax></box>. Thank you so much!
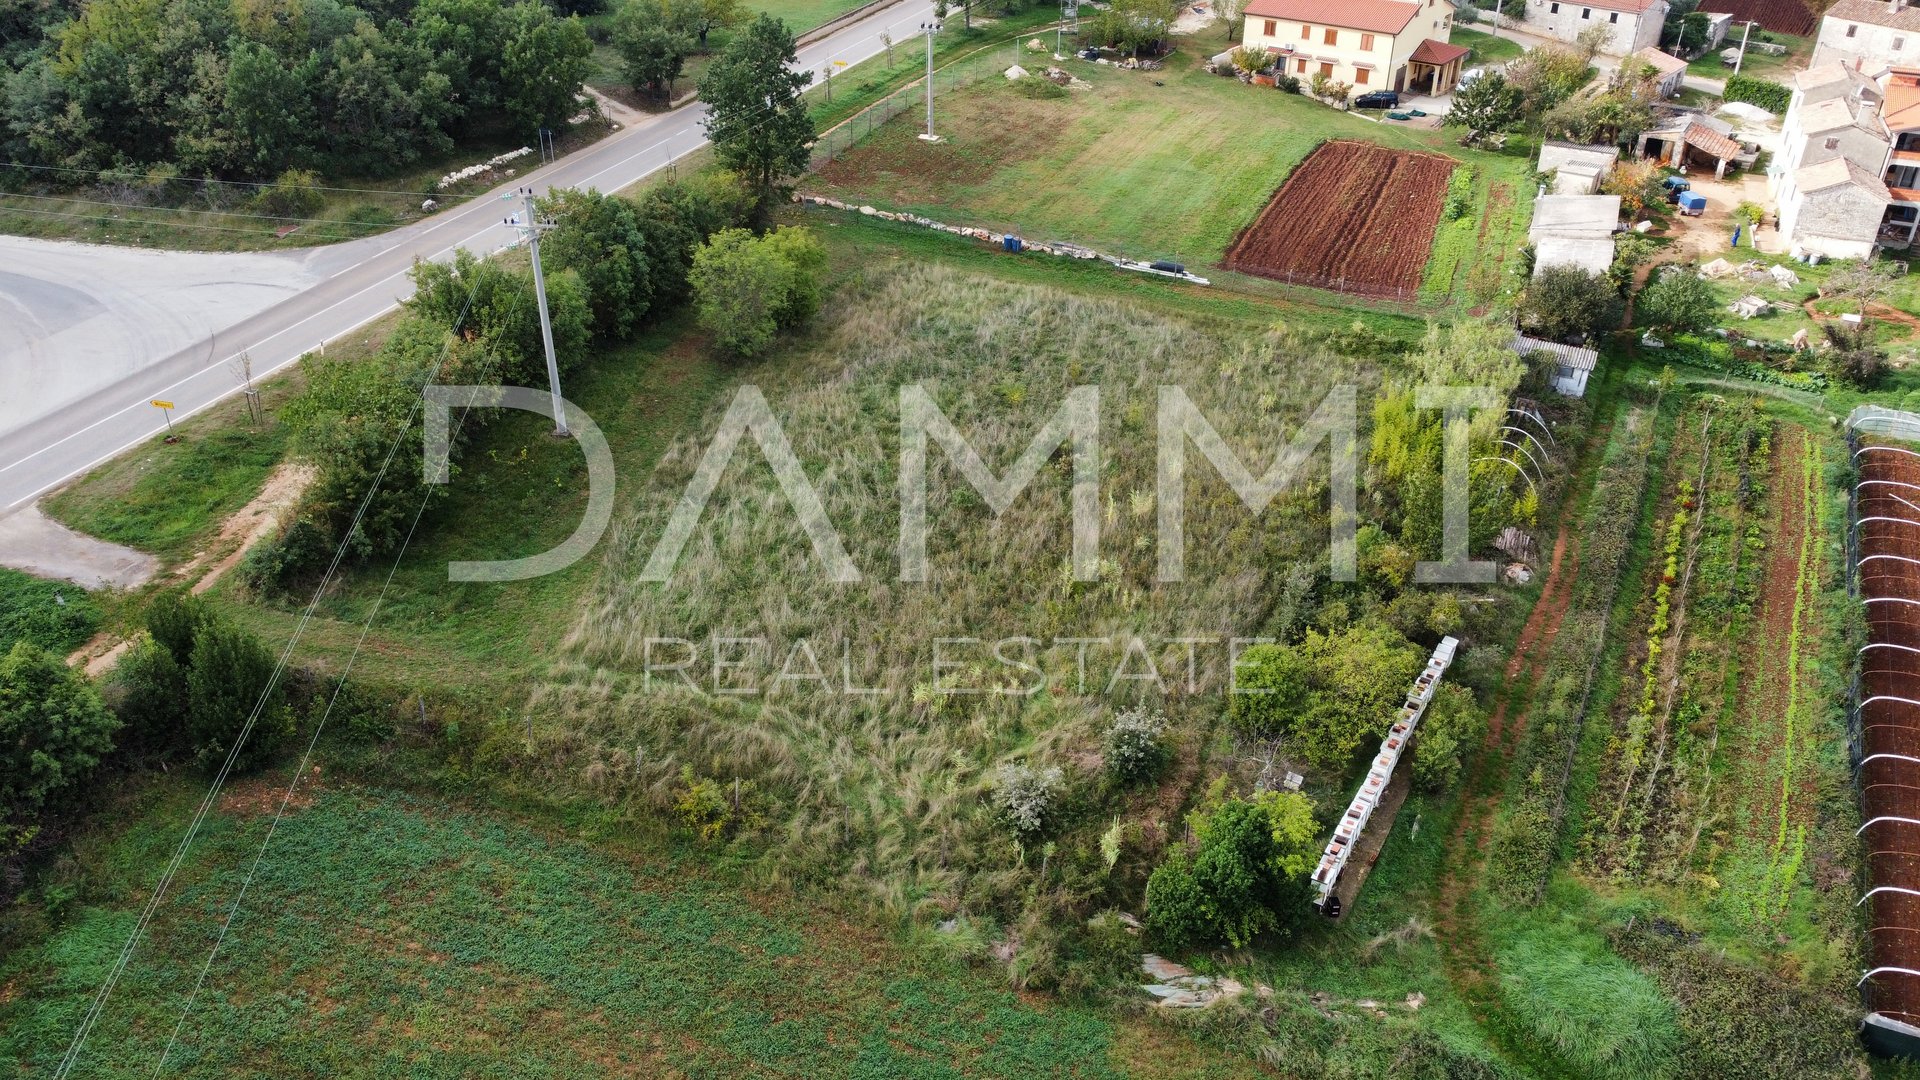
<box><xmin>0</xmin><ymin>0</ymin><xmax>935</xmax><ymax>517</ymax></box>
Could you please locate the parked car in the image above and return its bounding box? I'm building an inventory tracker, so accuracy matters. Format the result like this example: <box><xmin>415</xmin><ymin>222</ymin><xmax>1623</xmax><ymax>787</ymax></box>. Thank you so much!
<box><xmin>1353</xmin><ymin>91</ymin><xmax>1400</xmax><ymax>109</ymax></box>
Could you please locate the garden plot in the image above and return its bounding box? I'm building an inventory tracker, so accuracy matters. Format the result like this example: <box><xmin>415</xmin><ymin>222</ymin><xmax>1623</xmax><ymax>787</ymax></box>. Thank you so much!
<box><xmin>1222</xmin><ymin>141</ymin><xmax>1455</xmax><ymax>299</ymax></box>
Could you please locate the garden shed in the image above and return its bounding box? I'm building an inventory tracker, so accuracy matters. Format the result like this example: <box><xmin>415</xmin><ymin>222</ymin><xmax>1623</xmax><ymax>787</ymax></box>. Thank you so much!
<box><xmin>1513</xmin><ymin>334</ymin><xmax>1599</xmax><ymax>397</ymax></box>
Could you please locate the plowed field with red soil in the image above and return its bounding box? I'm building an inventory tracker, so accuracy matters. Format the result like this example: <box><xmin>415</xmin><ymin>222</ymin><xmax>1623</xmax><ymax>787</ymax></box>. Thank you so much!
<box><xmin>1223</xmin><ymin>140</ymin><xmax>1454</xmax><ymax>297</ymax></box>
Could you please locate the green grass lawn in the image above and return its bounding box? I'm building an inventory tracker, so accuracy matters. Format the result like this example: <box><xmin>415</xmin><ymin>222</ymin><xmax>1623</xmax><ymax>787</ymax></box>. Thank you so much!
<box><xmin>0</xmin><ymin>777</ymin><xmax>1252</xmax><ymax>1078</ymax></box>
<box><xmin>805</xmin><ymin>38</ymin><xmax>1535</xmax><ymax>314</ymax></box>
<box><xmin>1451</xmin><ymin>26</ymin><xmax>1524</xmax><ymax>68</ymax></box>
<box><xmin>42</xmin><ymin>372</ymin><xmax>301</xmax><ymax>568</ymax></box>
<box><xmin>1685</xmin><ymin>30</ymin><xmax>1811</xmax><ymax>84</ymax></box>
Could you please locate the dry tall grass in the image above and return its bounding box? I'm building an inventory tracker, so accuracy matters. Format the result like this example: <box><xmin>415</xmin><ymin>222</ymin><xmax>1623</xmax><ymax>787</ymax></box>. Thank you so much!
<box><xmin>530</xmin><ymin>264</ymin><xmax>1386</xmax><ymax>908</ymax></box>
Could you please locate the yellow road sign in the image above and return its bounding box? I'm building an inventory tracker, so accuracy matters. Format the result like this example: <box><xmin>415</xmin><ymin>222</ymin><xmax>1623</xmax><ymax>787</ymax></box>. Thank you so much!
<box><xmin>150</xmin><ymin>399</ymin><xmax>174</xmax><ymax>410</ymax></box>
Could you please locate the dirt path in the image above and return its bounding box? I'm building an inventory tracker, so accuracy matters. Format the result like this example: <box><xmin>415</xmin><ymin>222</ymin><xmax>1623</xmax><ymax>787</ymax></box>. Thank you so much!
<box><xmin>1434</xmin><ymin>518</ymin><xmax>1581</xmax><ymax>1006</ymax></box>
<box><xmin>64</xmin><ymin>462</ymin><xmax>313</xmax><ymax>675</ymax></box>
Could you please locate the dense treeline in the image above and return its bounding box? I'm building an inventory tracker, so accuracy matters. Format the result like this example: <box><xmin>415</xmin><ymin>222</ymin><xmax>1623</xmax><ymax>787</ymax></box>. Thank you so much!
<box><xmin>0</xmin><ymin>0</ymin><xmax>592</xmax><ymax>179</ymax></box>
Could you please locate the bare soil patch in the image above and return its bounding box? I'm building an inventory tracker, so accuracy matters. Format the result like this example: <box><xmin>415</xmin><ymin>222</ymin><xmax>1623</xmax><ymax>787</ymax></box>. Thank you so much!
<box><xmin>218</xmin><ymin>767</ymin><xmax>324</xmax><ymax>818</ymax></box>
<box><xmin>1223</xmin><ymin>140</ymin><xmax>1454</xmax><ymax>297</ymax></box>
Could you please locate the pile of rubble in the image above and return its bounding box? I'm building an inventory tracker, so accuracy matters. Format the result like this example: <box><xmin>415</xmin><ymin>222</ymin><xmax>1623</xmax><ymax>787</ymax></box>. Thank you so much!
<box><xmin>1698</xmin><ymin>257</ymin><xmax>1799</xmax><ymax>288</ymax></box>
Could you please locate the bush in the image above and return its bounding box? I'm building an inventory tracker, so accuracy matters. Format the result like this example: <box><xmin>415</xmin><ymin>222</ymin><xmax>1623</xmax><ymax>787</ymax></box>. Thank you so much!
<box><xmin>673</xmin><ymin>764</ymin><xmax>767</xmax><ymax>841</ymax></box>
<box><xmin>186</xmin><ymin>617</ymin><xmax>290</xmax><ymax>772</ymax></box>
<box><xmin>1520</xmin><ymin>265</ymin><xmax>1616</xmax><ymax>342</ymax></box>
<box><xmin>1412</xmin><ymin>682</ymin><xmax>1481</xmax><ymax>793</ymax></box>
<box><xmin>689</xmin><ymin>225</ymin><xmax>828</xmax><ymax>356</ymax></box>
<box><xmin>251</xmin><ymin>168</ymin><xmax>326</xmax><ymax>219</ymax></box>
<box><xmin>111</xmin><ymin>635</ymin><xmax>189</xmax><ymax>755</ymax></box>
<box><xmin>1104</xmin><ymin>705</ymin><xmax>1169</xmax><ymax>784</ymax></box>
<box><xmin>1145</xmin><ymin>786</ymin><xmax>1317</xmax><ymax>949</ymax></box>
<box><xmin>1638</xmin><ymin>268</ymin><xmax>1719</xmax><ymax>334</ymax></box>
<box><xmin>146</xmin><ymin>589</ymin><xmax>212</xmax><ymax>666</ymax></box>
<box><xmin>0</xmin><ymin>642</ymin><xmax>118</xmax><ymax>851</ymax></box>
<box><xmin>990</xmin><ymin>762</ymin><xmax>1064</xmax><ymax>838</ymax></box>
<box><xmin>1231</xmin><ymin>622</ymin><xmax>1422</xmax><ymax>770</ymax></box>
<box><xmin>1724</xmin><ymin>74</ymin><xmax>1789</xmax><ymax>114</ymax></box>
<box><xmin>0</xmin><ymin>569</ymin><xmax>101</xmax><ymax>655</ymax></box>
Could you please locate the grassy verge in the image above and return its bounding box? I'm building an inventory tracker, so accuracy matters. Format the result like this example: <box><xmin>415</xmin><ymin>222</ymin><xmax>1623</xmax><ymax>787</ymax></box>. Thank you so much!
<box><xmin>1451</xmin><ymin>27</ymin><xmax>1525</xmax><ymax>67</ymax></box>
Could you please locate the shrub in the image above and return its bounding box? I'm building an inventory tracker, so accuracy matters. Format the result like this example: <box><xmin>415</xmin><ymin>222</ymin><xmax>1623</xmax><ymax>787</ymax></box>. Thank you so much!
<box><xmin>186</xmin><ymin>617</ymin><xmax>290</xmax><ymax>772</ymax></box>
<box><xmin>689</xmin><ymin>225</ymin><xmax>828</xmax><ymax>356</ymax></box>
<box><xmin>1520</xmin><ymin>265</ymin><xmax>1616</xmax><ymax>342</ymax></box>
<box><xmin>990</xmin><ymin>762</ymin><xmax>1064</xmax><ymax>838</ymax></box>
<box><xmin>1412</xmin><ymin>682</ymin><xmax>1482</xmax><ymax>793</ymax></box>
<box><xmin>146</xmin><ymin>589</ymin><xmax>212</xmax><ymax>666</ymax></box>
<box><xmin>0</xmin><ymin>642</ymin><xmax>119</xmax><ymax>851</ymax></box>
<box><xmin>251</xmin><ymin>168</ymin><xmax>325</xmax><ymax>219</ymax></box>
<box><xmin>0</xmin><ymin>569</ymin><xmax>101</xmax><ymax>655</ymax></box>
<box><xmin>111</xmin><ymin>635</ymin><xmax>189</xmax><ymax>755</ymax></box>
<box><xmin>1276</xmin><ymin>73</ymin><xmax>1301</xmax><ymax>94</ymax></box>
<box><xmin>1103</xmin><ymin>705</ymin><xmax>1169</xmax><ymax>784</ymax></box>
<box><xmin>1145</xmin><ymin>785</ymin><xmax>1318</xmax><ymax>949</ymax></box>
<box><xmin>1231</xmin><ymin>622</ymin><xmax>1422</xmax><ymax>769</ymax></box>
<box><xmin>1638</xmin><ymin>268</ymin><xmax>1719</xmax><ymax>334</ymax></box>
<box><xmin>673</xmin><ymin>765</ymin><xmax>766</xmax><ymax>841</ymax></box>
<box><xmin>1724</xmin><ymin>74</ymin><xmax>1789</xmax><ymax>114</ymax></box>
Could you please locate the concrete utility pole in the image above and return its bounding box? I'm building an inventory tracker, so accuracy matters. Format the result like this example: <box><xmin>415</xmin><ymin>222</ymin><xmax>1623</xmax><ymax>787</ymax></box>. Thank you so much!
<box><xmin>1733</xmin><ymin>19</ymin><xmax>1754</xmax><ymax>76</ymax></box>
<box><xmin>506</xmin><ymin>187</ymin><xmax>570</xmax><ymax>438</ymax></box>
<box><xmin>919</xmin><ymin>21</ymin><xmax>943</xmax><ymax>142</ymax></box>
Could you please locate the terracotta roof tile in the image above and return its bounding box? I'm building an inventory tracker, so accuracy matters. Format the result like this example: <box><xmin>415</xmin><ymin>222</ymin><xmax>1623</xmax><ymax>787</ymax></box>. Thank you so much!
<box><xmin>1240</xmin><ymin>0</ymin><xmax>1428</xmax><ymax>34</ymax></box>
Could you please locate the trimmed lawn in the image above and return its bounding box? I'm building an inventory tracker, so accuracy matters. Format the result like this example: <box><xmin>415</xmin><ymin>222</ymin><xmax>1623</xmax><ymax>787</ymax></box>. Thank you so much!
<box><xmin>1685</xmin><ymin>30</ymin><xmax>1811</xmax><ymax>83</ymax></box>
<box><xmin>1452</xmin><ymin>26</ymin><xmax>1525</xmax><ymax>67</ymax></box>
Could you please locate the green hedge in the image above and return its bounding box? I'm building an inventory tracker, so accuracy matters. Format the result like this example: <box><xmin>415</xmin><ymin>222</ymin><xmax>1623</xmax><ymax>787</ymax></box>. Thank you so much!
<box><xmin>1724</xmin><ymin>74</ymin><xmax>1789</xmax><ymax>114</ymax></box>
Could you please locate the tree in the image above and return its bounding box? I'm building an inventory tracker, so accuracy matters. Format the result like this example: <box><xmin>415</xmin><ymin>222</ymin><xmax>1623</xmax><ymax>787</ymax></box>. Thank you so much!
<box><xmin>186</xmin><ymin>617</ymin><xmax>288</xmax><ymax>772</ymax></box>
<box><xmin>1638</xmin><ymin>267</ymin><xmax>1718</xmax><ymax>334</ymax></box>
<box><xmin>698</xmin><ymin>13</ymin><xmax>813</xmax><ymax>206</ymax></box>
<box><xmin>538</xmin><ymin>187</ymin><xmax>655</xmax><ymax>338</ymax></box>
<box><xmin>689</xmin><ymin>225</ymin><xmax>825</xmax><ymax>355</ymax></box>
<box><xmin>1410</xmin><ymin>682</ymin><xmax>1481</xmax><ymax>792</ymax></box>
<box><xmin>224</xmin><ymin>40</ymin><xmax>313</xmax><ymax>175</ymax></box>
<box><xmin>1574</xmin><ymin>23</ymin><xmax>1613</xmax><ymax>61</ymax></box>
<box><xmin>669</xmin><ymin>0</ymin><xmax>740</xmax><ymax>49</ymax></box>
<box><xmin>147</xmin><ymin>589</ymin><xmax>211</xmax><ymax>666</ymax></box>
<box><xmin>499</xmin><ymin>0</ymin><xmax>592</xmax><ymax>133</ymax></box>
<box><xmin>112</xmin><ymin>635</ymin><xmax>189</xmax><ymax>755</ymax></box>
<box><xmin>1145</xmin><ymin>782</ymin><xmax>1318</xmax><ymax>949</ymax></box>
<box><xmin>0</xmin><ymin>642</ymin><xmax>118</xmax><ymax>851</ymax></box>
<box><xmin>613</xmin><ymin>0</ymin><xmax>693</xmax><ymax>100</ymax></box>
<box><xmin>1231</xmin><ymin>622</ymin><xmax>1423</xmax><ymax>769</ymax></box>
<box><xmin>1444</xmin><ymin>70</ymin><xmax>1523</xmax><ymax>132</ymax></box>
<box><xmin>1822</xmin><ymin>320</ymin><xmax>1888</xmax><ymax>388</ymax></box>
<box><xmin>1520</xmin><ymin>265</ymin><xmax>1615</xmax><ymax>342</ymax></box>
<box><xmin>1601</xmin><ymin>158</ymin><xmax>1663</xmax><ymax>219</ymax></box>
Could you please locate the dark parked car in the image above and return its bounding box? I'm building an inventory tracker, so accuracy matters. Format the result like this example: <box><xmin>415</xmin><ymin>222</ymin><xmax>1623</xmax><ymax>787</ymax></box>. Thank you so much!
<box><xmin>1352</xmin><ymin>91</ymin><xmax>1400</xmax><ymax>109</ymax></box>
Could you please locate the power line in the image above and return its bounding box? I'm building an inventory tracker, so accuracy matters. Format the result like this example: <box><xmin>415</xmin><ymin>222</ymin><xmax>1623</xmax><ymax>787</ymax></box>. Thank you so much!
<box><xmin>52</xmin><ymin>274</ymin><xmax>492</xmax><ymax>1080</ymax></box>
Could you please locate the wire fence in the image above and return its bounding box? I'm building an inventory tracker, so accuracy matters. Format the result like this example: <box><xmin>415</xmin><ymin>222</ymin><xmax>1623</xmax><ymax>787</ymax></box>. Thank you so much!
<box><xmin>810</xmin><ymin>42</ymin><xmax>1051</xmax><ymax>169</ymax></box>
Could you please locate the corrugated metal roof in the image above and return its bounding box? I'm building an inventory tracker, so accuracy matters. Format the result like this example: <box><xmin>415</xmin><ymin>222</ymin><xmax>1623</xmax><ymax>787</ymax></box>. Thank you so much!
<box><xmin>1514</xmin><ymin>333</ymin><xmax>1600</xmax><ymax>371</ymax></box>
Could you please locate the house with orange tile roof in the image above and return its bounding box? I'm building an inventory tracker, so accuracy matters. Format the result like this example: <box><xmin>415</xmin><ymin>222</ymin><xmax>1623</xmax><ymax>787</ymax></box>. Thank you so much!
<box><xmin>1875</xmin><ymin>66</ymin><xmax>1920</xmax><ymax>247</ymax></box>
<box><xmin>1240</xmin><ymin>0</ymin><xmax>1464</xmax><ymax>95</ymax></box>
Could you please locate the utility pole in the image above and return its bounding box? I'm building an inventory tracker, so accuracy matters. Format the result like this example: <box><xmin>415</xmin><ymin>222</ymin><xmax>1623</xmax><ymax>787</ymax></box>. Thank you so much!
<box><xmin>1733</xmin><ymin>19</ymin><xmax>1753</xmax><ymax>76</ymax></box>
<box><xmin>918</xmin><ymin>21</ymin><xmax>943</xmax><ymax>142</ymax></box>
<box><xmin>506</xmin><ymin>187</ymin><xmax>570</xmax><ymax>438</ymax></box>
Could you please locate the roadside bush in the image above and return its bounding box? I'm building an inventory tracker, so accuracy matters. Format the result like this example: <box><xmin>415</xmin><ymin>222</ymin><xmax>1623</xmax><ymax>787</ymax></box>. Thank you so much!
<box><xmin>0</xmin><ymin>568</ymin><xmax>100</xmax><ymax>655</ymax></box>
<box><xmin>1724</xmin><ymin>74</ymin><xmax>1789</xmax><ymax>114</ymax></box>
<box><xmin>186</xmin><ymin>617</ymin><xmax>291</xmax><ymax>773</ymax></box>
<box><xmin>990</xmin><ymin>763</ymin><xmax>1064</xmax><ymax>838</ymax></box>
<box><xmin>251</xmin><ymin>169</ymin><xmax>325</xmax><ymax>219</ymax></box>
<box><xmin>0</xmin><ymin>643</ymin><xmax>118</xmax><ymax>853</ymax></box>
<box><xmin>537</xmin><ymin>187</ymin><xmax>657</xmax><ymax>339</ymax></box>
<box><xmin>110</xmin><ymin>635</ymin><xmax>189</xmax><ymax>755</ymax></box>
<box><xmin>238</xmin><ymin>516</ymin><xmax>333</xmax><ymax>596</ymax></box>
<box><xmin>1103</xmin><ymin>705</ymin><xmax>1169</xmax><ymax>784</ymax></box>
<box><xmin>146</xmin><ymin>589</ymin><xmax>212</xmax><ymax>666</ymax></box>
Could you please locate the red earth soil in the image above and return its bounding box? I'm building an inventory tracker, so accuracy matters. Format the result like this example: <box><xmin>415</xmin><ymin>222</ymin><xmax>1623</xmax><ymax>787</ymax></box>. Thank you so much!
<box><xmin>1698</xmin><ymin>0</ymin><xmax>1817</xmax><ymax>37</ymax></box>
<box><xmin>1857</xmin><ymin>444</ymin><xmax>1920</xmax><ymax>1025</ymax></box>
<box><xmin>1223</xmin><ymin>140</ymin><xmax>1455</xmax><ymax>298</ymax></box>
